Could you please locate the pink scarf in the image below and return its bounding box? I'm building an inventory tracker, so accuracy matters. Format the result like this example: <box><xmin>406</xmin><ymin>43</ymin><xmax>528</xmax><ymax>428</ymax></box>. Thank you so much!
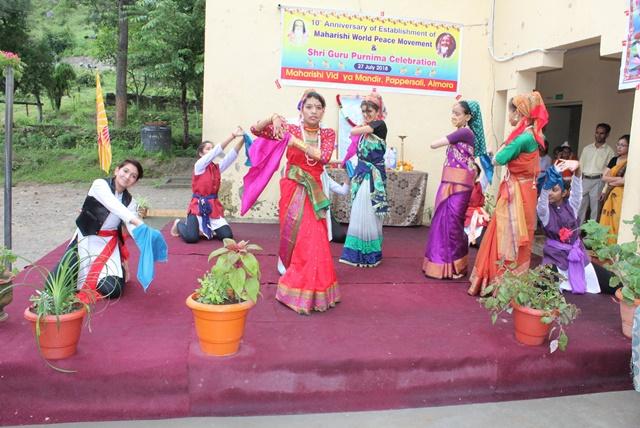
<box><xmin>240</xmin><ymin>134</ymin><xmax>290</xmax><ymax>215</ymax></box>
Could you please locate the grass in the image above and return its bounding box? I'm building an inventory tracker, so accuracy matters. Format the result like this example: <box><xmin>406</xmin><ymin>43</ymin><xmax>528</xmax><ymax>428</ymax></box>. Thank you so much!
<box><xmin>2</xmin><ymin>70</ymin><xmax>202</xmax><ymax>184</ymax></box>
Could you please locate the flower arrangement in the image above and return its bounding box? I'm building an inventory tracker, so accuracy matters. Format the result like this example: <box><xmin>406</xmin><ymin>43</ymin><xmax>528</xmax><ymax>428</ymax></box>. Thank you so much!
<box><xmin>0</xmin><ymin>51</ymin><xmax>25</xmax><ymax>78</ymax></box>
<box><xmin>396</xmin><ymin>160</ymin><xmax>414</xmax><ymax>171</ymax></box>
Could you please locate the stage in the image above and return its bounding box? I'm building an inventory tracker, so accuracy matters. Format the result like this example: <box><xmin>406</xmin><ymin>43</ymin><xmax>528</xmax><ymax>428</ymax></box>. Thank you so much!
<box><xmin>0</xmin><ymin>223</ymin><xmax>632</xmax><ymax>426</ymax></box>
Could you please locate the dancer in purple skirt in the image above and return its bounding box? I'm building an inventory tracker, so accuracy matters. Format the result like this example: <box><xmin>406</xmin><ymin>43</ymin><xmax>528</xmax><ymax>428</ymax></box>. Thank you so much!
<box><xmin>423</xmin><ymin>100</ymin><xmax>485</xmax><ymax>279</ymax></box>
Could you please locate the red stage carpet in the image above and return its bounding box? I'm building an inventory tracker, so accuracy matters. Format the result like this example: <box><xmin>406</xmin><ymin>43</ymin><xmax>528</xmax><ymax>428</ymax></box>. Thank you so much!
<box><xmin>0</xmin><ymin>223</ymin><xmax>632</xmax><ymax>426</ymax></box>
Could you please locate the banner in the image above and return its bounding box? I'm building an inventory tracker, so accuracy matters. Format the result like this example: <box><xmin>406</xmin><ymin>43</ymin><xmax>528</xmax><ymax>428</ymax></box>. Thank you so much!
<box><xmin>96</xmin><ymin>73</ymin><xmax>112</xmax><ymax>173</ymax></box>
<box><xmin>619</xmin><ymin>0</ymin><xmax>640</xmax><ymax>90</ymax></box>
<box><xmin>281</xmin><ymin>7</ymin><xmax>462</xmax><ymax>96</ymax></box>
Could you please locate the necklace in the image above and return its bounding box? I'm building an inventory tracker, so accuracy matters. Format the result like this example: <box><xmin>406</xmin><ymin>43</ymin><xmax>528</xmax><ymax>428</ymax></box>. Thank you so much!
<box><xmin>300</xmin><ymin>123</ymin><xmax>320</xmax><ymax>167</ymax></box>
<box><xmin>304</xmin><ymin>125</ymin><xmax>319</xmax><ymax>132</ymax></box>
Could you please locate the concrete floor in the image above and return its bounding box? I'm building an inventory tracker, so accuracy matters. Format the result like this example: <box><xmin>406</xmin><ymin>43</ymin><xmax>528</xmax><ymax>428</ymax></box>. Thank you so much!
<box><xmin>6</xmin><ymin>391</ymin><xmax>639</xmax><ymax>428</ymax></box>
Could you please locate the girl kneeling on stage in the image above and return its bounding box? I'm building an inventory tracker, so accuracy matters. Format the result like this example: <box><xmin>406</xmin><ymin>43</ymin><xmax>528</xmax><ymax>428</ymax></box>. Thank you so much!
<box><xmin>537</xmin><ymin>162</ymin><xmax>600</xmax><ymax>294</ymax></box>
<box><xmin>69</xmin><ymin>159</ymin><xmax>144</xmax><ymax>300</ymax></box>
<box><xmin>171</xmin><ymin>128</ymin><xmax>245</xmax><ymax>243</ymax></box>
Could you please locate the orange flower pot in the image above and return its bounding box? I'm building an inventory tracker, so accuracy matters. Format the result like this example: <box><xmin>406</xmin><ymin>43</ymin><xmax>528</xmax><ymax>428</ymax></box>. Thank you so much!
<box><xmin>186</xmin><ymin>293</ymin><xmax>255</xmax><ymax>356</ymax></box>
<box><xmin>511</xmin><ymin>302</ymin><xmax>552</xmax><ymax>346</ymax></box>
<box><xmin>23</xmin><ymin>306</ymin><xmax>86</xmax><ymax>360</ymax></box>
<box><xmin>615</xmin><ymin>288</ymin><xmax>640</xmax><ymax>339</ymax></box>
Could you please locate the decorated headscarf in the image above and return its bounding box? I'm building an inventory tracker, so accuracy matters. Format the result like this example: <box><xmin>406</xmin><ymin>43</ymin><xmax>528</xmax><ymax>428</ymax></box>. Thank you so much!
<box><xmin>543</xmin><ymin>165</ymin><xmax>565</xmax><ymax>190</ymax></box>
<box><xmin>362</xmin><ymin>91</ymin><xmax>387</xmax><ymax>120</ymax></box>
<box><xmin>505</xmin><ymin>90</ymin><xmax>549</xmax><ymax>148</ymax></box>
<box><xmin>461</xmin><ymin>100</ymin><xmax>493</xmax><ymax>184</ymax></box>
<box><xmin>464</xmin><ymin>100</ymin><xmax>486</xmax><ymax>156</ymax></box>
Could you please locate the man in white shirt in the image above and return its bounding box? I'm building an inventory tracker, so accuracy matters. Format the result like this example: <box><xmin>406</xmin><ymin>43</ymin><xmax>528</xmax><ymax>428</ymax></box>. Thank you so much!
<box><xmin>577</xmin><ymin>123</ymin><xmax>615</xmax><ymax>224</ymax></box>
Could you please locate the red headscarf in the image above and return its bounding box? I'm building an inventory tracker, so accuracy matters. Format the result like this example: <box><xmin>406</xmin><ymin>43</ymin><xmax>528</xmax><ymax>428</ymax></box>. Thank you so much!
<box><xmin>363</xmin><ymin>91</ymin><xmax>387</xmax><ymax>120</ymax></box>
<box><xmin>505</xmin><ymin>91</ymin><xmax>548</xmax><ymax>148</ymax></box>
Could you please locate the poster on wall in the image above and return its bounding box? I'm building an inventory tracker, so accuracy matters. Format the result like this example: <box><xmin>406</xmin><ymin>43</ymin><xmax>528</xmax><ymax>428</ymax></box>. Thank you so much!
<box><xmin>619</xmin><ymin>0</ymin><xmax>640</xmax><ymax>90</ymax></box>
<box><xmin>280</xmin><ymin>6</ymin><xmax>462</xmax><ymax>96</ymax></box>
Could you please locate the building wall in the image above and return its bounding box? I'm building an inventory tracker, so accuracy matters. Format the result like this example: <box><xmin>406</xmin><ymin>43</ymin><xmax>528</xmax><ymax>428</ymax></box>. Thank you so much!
<box><xmin>489</xmin><ymin>0</ymin><xmax>638</xmax><ymax>241</ymax></box>
<box><xmin>537</xmin><ymin>45</ymin><xmax>635</xmax><ymax>153</ymax></box>
<box><xmin>203</xmin><ymin>0</ymin><xmax>639</xmax><ymax>238</ymax></box>
<box><xmin>203</xmin><ymin>0</ymin><xmax>493</xmax><ymax>222</ymax></box>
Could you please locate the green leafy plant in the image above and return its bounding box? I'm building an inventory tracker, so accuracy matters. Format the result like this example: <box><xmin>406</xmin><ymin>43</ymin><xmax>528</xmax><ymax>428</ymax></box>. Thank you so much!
<box><xmin>27</xmin><ymin>246</ymin><xmax>95</xmax><ymax>321</ymax></box>
<box><xmin>19</xmin><ymin>244</ymin><xmax>103</xmax><ymax>371</ymax></box>
<box><xmin>0</xmin><ymin>246</ymin><xmax>18</xmax><ymax>281</ymax></box>
<box><xmin>195</xmin><ymin>238</ymin><xmax>262</xmax><ymax>305</ymax></box>
<box><xmin>135</xmin><ymin>195</ymin><xmax>151</xmax><ymax>218</ymax></box>
<box><xmin>480</xmin><ymin>263</ymin><xmax>580</xmax><ymax>352</ymax></box>
<box><xmin>135</xmin><ymin>195</ymin><xmax>151</xmax><ymax>210</ymax></box>
<box><xmin>581</xmin><ymin>215</ymin><xmax>640</xmax><ymax>304</ymax></box>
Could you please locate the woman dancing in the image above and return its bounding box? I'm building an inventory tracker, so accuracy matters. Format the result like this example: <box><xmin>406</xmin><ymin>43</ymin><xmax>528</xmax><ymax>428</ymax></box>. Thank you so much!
<box><xmin>423</xmin><ymin>100</ymin><xmax>484</xmax><ymax>279</ymax></box>
<box><xmin>468</xmin><ymin>91</ymin><xmax>548</xmax><ymax>295</ymax></box>
<box><xmin>339</xmin><ymin>92</ymin><xmax>388</xmax><ymax>267</ymax></box>
<box><xmin>251</xmin><ymin>90</ymin><xmax>340</xmax><ymax>314</ymax></box>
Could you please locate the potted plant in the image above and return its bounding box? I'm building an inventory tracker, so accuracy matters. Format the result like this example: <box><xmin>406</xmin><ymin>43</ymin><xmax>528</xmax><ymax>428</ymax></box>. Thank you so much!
<box><xmin>186</xmin><ymin>238</ymin><xmax>262</xmax><ymax>356</ymax></box>
<box><xmin>135</xmin><ymin>195</ymin><xmax>151</xmax><ymax>218</ymax></box>
<box><xmin>0</xmin><ymin>246</ymin><xmax>18</xmax><ymax>322</ymax></box>
<box><xmin>480</xmin><ymin>263</ymin><xmax>580</xmax><ymax>352</ymax></box>
<box><xmin>23</xmin><ymin>246</ymin><xmax>95</xmax><ymax>362</ymax></box>
<box><xmin>582</xmin><ymin>215</ymin><xmax>640</xmax><ymax>338</ymax></box>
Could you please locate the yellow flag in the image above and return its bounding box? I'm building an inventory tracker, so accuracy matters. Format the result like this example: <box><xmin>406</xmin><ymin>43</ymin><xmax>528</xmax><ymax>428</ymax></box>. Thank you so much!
<box><xmin>96</xmin><ymin>73</ymin><xmax>112</xmax><ymax>173</ymax></box>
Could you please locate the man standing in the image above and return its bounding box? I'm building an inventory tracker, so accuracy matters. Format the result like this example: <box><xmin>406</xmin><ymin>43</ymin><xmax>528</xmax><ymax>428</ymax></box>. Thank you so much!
<box><xmin>578</xmin><ymin>123</ymin><xmax>615</xmax><ymax>224</ymax></box>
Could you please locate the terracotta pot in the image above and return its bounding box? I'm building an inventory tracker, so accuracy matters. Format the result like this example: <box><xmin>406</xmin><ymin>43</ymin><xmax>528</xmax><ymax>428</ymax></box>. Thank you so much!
<box><xmin>23</xmin><ymin>306</ymin><xmax>86</xmax><ymax>360</ymax></box>
<box><xmin>186</xmin><ymin>293</ymin><xmax>255</xmax><ymax>356</ymax></box>
<box><xmin>615</xmin><ymin>288</ymin><xmax>640</xmax><ymax>339</ymax></box>
<box><xmin>137</xmin><ymin>207</ymin><xmax>148</xmax><ymax>218</ymax></box>
<box><xmin>0</xmin><ymin>273</ymin><xmax>14</xmax><ymax>322</ymax></box>
<box><xmin>511</xmin><ymin>301</ymin><xmax>552</xmax><ymax>346</ymax></box>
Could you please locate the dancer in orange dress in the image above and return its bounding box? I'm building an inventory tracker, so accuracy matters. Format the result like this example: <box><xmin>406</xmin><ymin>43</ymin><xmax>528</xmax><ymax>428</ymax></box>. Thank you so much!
<box><xmin>468</xmin><ymin>91</ymin><xmax>548</xmax><ymax>296</ymax></box>
<box><xmin>251</xmin><ymin>90</ymin><xmax>339</xmax><ymax>314</ymax></box>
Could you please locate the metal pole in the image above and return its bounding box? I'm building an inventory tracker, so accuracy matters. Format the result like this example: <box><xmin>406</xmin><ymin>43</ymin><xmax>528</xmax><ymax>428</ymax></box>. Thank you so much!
<box><xmin>4</xmin><ymin>66</ymin><xmax>14</xmax><ymax>265</ymax></box>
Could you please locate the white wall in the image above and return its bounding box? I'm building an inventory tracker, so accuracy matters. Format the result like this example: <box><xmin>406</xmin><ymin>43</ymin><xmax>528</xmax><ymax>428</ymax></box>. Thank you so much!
<box><xmin>203</xmin><ymin>0</ymin><xmax>639</xmax><ymax>237</ymax></box>
<box><xmin>203</xmin><ymin>0</ymin><xmax>493</xmax><ymax>222</ymax></box>
<box><xmin>537</xmin><ymin>45</ymin><xmax>635</xmax><ymax>155</ymax></box>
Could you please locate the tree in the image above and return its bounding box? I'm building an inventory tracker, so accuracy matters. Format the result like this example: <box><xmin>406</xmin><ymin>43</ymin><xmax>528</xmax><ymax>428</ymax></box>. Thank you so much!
<box><xmin>0</xmin><ymin>0</ymin><xmax>30</xmax><ymax>55</ymax></box>
<box><xmin>94</xmin><ymin>7</ymin><xmax>151</xmax><ymax>108</ymax></box>
<box><xmin>136</xmin><ymin>0</ymin><xmax>205</xmax><ymax>148</ymax></box>
<box><xmin>19</xmin><ymin>38</ymin><xmax>55</xmax><ymax>122</ymax></box>
<box><xmin>115</xmin><ymin>0</ymin><xmax>130</xmax><ymax>128</ymax></box>
<box><xmin>47</xmin><ymin>63</ymin><xmax>76</xmax><ymax>111</ymax></box>
<box><xmin>81</xmin><ymin>0</ymin><xmax>132</xmax><ymax>128</ymax></box>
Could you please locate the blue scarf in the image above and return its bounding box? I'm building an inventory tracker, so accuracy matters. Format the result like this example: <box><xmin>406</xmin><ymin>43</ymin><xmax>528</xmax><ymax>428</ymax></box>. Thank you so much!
<box><xmin>132</xmin><ymin>224</ymin><xmax>168</xmax><ymax>291</ymax></box>
<box><xmin>543</xmin><ymin>166</ymin><xmax>564</xmax><ymax>190</ymax></box>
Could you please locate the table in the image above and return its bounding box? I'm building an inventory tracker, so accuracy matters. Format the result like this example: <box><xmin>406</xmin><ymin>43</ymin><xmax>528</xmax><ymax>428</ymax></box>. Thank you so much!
<box><xmin>326</xmin><ymin>168</ymin><xmax>429</xmax><ymax>226</ymax></box>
